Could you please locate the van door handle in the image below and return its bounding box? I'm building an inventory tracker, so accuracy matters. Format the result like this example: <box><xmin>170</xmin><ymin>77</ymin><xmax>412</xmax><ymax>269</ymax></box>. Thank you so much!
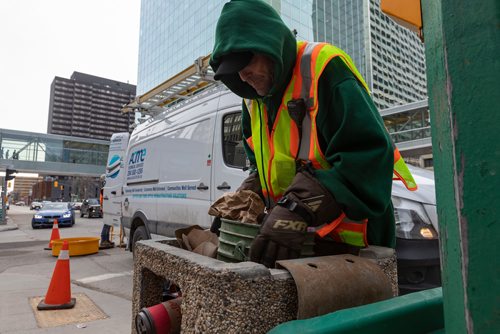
<box><xmin>217</xmin><ymin>182</ymin><xmax>231</xmax><ymax>190</ymax></box>
<box><xmin>197</xmin><ymin>183</ymin><xmax>209</xmax><ymax>190</ymax></box>
<box><xmin>111</xmin><ymin>191</ymin><xmax>116</xmax><ymax>195</ymax></box>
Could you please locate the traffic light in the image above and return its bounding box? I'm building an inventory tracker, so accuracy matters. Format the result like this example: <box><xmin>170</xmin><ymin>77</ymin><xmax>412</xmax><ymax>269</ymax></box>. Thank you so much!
<box><xmin>5</xmin><ymin>169</ymin><xmax>17</xmax><ymax>181</ymax></box>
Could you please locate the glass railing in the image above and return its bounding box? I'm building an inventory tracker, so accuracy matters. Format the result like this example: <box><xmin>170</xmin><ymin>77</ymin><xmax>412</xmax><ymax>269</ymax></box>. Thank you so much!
<box><xmin>388</xmin><ymin>126</ymin><xmax>431</xmax><ymax>143</ymax></box>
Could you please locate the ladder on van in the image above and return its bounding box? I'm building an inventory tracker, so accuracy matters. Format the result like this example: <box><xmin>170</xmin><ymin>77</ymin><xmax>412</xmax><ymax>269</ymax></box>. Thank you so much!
<box><xmin>122</xmin><ymin>55</ymin><xmax>218</xmax><ymax>116</ymax></box>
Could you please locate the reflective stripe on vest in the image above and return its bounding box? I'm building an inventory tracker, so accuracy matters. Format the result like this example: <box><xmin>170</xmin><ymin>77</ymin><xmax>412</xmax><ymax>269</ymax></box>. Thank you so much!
<box><xmin>393</xmin><ymin>147</ymin><xmax>418</xmax><ymax>191</ymax></box>
<box><xmin>316</xmin><ymin>213</ymin><xmax>368</xmax><ymax>248</ymax></box>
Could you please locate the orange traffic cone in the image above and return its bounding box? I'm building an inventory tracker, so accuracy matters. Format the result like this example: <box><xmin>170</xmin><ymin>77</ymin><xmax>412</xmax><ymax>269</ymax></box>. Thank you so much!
<box><xmin>37</xmin><ymin>240</ymin><xmax>76</xmax><ymax>310</ymax></box>
<box><xmin>44</xmin><ymin>219</ymin><xmax>61</xmax><ymax>250</ymax></box>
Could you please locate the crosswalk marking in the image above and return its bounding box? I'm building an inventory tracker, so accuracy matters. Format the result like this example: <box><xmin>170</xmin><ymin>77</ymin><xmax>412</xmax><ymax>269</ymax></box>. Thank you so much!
<box><xmin>76</xmin><ymin>271</ymin><xmax>132</xmax><ymax>284</ymax></box>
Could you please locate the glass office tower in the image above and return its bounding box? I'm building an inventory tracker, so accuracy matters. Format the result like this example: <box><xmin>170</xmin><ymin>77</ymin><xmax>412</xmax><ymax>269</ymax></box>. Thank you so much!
<box><xmin>311</xmin><ymin>0</ymin><xmax>427</xmax><ymax>109</ymax></box>
<box><xmin>137</xmin><ymin>0</ymin><xmax>317</xmax><ymax>95</ymax></box>
<box><xmin>137</xmin><ymin>1</ymin><xmax>225</xmax><ymax>95</ymax></box>
<box><xmin>137</xmin><ymin>0</ymin><xmax>427</xmax><ymax>110</ymax></box>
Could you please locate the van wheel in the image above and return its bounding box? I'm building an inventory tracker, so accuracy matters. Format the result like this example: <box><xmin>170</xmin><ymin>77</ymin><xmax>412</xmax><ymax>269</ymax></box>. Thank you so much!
<box><xmin>132</xmin><ymin>226</ymin><xmax>148</xmax><ymax>252</ymax></box>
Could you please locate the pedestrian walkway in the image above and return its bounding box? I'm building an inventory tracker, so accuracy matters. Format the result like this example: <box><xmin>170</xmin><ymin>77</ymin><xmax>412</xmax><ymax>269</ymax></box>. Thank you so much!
<box><xmin>0</xmin><ymin>272</ymin><xmax>131</xmax><ymax>333</ymax></box>
<box><xmin>0</xmin><ymin>214</ymin><xmax>133</xmax><ymax>333</ymax></box>
<box><xmin>0</xmin><ymin>127</ymin><xmax>108</xmax><ymax>177</ymax></box>
<box><xmin>0</xmin><ymin>216</ymin><xmax>19</xmax><ymax>232</ymax></box>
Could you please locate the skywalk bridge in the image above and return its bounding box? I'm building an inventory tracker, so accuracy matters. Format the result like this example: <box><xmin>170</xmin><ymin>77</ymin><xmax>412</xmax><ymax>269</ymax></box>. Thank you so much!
<box><xmin>381</xmin><ymin>99</ymin><xmax>432</xmax><ymax>162</ymax></box>
<box><xmin>0</xmin><ymin>128</ymin><xmax>109</xmax><ymax>177</ymax></box>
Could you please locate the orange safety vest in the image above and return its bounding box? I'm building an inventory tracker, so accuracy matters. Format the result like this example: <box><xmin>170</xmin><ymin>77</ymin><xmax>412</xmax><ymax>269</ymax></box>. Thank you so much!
<box><xmin>245</xmin><ymin>41</ymin><xmax>416</xmax><ymax>247</ymax></box>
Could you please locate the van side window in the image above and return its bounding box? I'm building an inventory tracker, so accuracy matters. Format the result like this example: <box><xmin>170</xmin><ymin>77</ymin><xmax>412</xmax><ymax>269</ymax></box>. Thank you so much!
<box><xmin>222</xmin><ymin>112</ymin><xmax>248</xmax><ymax>169</ymax></box>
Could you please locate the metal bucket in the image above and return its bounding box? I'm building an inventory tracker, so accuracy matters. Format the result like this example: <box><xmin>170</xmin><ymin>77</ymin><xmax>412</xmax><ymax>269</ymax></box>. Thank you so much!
<box><xmin>217</xmin><ymin>218</ymin><xmax>315</xmax><ymax>263</ymax></box>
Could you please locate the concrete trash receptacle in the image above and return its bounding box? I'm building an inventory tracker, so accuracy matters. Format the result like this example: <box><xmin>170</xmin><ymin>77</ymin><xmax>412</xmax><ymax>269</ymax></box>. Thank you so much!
<box><xmin>133</xmin><ymin>239</ymin><xmax>398</xmax><ymax>334</ymax></box>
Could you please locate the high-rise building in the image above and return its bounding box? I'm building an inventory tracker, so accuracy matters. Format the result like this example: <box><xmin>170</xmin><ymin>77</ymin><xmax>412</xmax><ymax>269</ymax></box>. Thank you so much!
<box><xmin>47</xmin><ymin>72</ymin><xmax>136</xmax><ymax>140</ymax></box>
<box><xmin>137</xmin><ymin>1</ymin><xmax>225</xmax><ymax>95</ymax></box>
<box><xmin>311</xmin><ymin>0</ymin><xmax>427</xmax><ymax>109</ymax></box>
<box><xmin>137</xmin><ymin>0</ymin><xmax>426</xmax><ymax>111</ymax></box>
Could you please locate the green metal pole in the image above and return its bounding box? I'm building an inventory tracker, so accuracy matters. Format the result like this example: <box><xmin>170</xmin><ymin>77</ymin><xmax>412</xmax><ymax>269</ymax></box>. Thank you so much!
<box><xmin>421</xmin><ymin>0</ymin><xmax>500</xmax><ymax>333</ymax></box>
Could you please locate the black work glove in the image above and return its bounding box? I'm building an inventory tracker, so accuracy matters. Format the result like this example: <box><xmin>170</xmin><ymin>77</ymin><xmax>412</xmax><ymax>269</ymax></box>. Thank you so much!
<box><xmin>249</xmin><ymin>206</ymin><xmax>308</xmax><ymax>267</ymax></box>
<box><xmin>236</xmin><ymin>171</ymin><xmax>262</xmax><ymax>197</ymax></box>
<box><xmin>249</xmin><ymin>170</ymin><xmax>342</xmax><ymax>268</ymax></box>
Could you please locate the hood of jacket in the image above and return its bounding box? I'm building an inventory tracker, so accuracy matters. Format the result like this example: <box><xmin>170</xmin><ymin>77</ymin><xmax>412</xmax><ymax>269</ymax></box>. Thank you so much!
<box><xmin>210</xmin><ymin>0</ymin><xmax>297</xmax><ymax>99</ymax></box>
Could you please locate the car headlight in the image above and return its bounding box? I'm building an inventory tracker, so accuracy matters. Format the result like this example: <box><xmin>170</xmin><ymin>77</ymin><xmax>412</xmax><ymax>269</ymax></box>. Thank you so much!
<box><xmin>392</xmin><ymin>196</ymin><xmax>438</xmax><ymax>240</ymax></box>
<box><xmin>63</xmin><ymin>212</ymin><xmax>72</xmax><ymax>218</ymax></box>
<box><xmin>34</xmin><ymin>214</ymin><xmax>43</xmax><ymax>219</ymax></box>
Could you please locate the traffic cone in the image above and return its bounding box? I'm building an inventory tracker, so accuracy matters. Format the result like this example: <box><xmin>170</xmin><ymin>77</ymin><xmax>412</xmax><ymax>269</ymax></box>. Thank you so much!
<box><xmin>44</xmin><ymin>219</ymin><xmax>61</xmax><ymax>250</ymax></box>
<box><xmin>37</xmin><ymin>240</ymin><xmax>76</xmax><ymax>310</ymax></box>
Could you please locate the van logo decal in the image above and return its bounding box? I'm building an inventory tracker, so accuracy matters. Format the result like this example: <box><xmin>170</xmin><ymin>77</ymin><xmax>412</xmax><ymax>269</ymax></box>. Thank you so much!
<box><xmin>127</xmin><ymin>148</ymin><xmax>147</xmax><ymax>181</ymax></box>
<box><xmin>106</xmin><ymin>155</ymin><xmax>122</xmax><ymax>179</ymax></box>
<box><xmin>129</xmin><ymin>149</ymin><xmax>146</xmax><ymax>164</ymax></box>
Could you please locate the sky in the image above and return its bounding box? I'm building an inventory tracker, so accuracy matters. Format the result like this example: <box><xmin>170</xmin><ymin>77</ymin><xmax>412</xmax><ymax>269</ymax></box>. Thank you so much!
<box><xmin>0</xmin><ymin>0</ymin><xmax>141</xmax><ymax>134</ymax></box>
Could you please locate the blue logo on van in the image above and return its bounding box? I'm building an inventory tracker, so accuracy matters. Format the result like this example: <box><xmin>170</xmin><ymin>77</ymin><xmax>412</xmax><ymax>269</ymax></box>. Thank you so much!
<box><xmin>129</xmin><ymin>149</ymin><xmax>147</xmax><ymax>164</ymax></box>
<box><xmin>107</xmin><ymin>155</ymin><xmax>121</xmax><ymax>179</ymax></box>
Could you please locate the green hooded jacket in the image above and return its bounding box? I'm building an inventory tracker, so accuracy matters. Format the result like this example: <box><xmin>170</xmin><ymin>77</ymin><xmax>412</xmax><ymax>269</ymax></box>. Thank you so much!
<box><xmin>210</xmin><ymin>0</ymin><xmax>395</xmax><ymax>248</ymax></box>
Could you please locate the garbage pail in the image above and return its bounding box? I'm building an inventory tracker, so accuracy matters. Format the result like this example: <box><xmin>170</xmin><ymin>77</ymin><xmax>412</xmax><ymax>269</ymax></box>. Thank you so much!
<box><xmin>217</xmin><ymin>218</ymin><xmax>315</xmax><ymax>263</ymax></box>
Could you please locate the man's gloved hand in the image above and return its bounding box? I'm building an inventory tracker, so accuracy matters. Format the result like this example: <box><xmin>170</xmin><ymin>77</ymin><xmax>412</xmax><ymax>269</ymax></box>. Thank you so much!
<box><xmin>236</xmin><ymin>171</ymin><xmax>262</xmax><ymax>195</ymax></box>
<box><xmin>249</xmin><ymin>170</ymin><xmax>342</xmax><ymax>267</ymax></box>
<box><xmin>249</xmin><ymin>206</ymin><xmax>308</xmax><ymax>267</ymax></box>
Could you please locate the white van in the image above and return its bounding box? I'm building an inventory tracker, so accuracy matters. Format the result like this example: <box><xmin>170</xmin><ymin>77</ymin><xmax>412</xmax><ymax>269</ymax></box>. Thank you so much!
<box><xmin>103</xmin><ymin>84</ymin><xmax>440</xmax><ymax>294</ymax></box>
<box><xmin>103</xmin><ymin>85</ymin><xmax>248</xmax><ymax>247</ymax></box>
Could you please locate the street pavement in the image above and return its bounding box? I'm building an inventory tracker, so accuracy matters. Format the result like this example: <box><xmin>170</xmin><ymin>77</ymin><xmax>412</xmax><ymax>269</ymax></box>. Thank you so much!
<box><xmin>0</xmin><ymin>205</ymin><xmax>135</xmax><ymax>333</ymax></box>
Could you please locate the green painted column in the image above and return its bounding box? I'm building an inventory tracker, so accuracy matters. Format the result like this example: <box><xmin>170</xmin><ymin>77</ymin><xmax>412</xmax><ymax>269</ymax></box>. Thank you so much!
<box><xmin>421</xmin><ymin>0</ymin><xmax>499</xmax><ymax>333</ymax></box>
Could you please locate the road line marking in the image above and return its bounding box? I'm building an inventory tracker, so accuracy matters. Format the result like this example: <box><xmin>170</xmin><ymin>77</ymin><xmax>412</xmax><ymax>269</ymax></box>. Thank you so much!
<box><xmin>76</xmin><ymin>271</ymin><xmax>132</xmax><ymax>284</ymax></box>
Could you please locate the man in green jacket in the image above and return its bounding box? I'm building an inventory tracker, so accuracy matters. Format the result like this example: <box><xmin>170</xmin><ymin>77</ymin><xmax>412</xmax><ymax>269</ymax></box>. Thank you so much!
<box><xmin>210</xmin><ymin>0</ymin><xmax>395</xmax><ymax>268</ymax></box>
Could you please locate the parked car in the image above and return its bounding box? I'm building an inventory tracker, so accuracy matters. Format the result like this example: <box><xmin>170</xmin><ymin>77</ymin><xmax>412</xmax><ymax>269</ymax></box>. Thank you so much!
<box><xmin>80</xmin><ymin>198</ymin><xmax>102</xmax><ymax>218</ymax></box>
<box><xmin>15</xmin><ymin>201</ymin><xmax>26</xmax><ymax>206</ymax></box>
<box><xmin>30</xmin><ymin>201</ymin><xmax>43</xmax><ymax>210</ymax></box>
<box><xmin>71</xmin><ymin>202</ymin><xmax>83</xmax><ymax>210</ymax></box>
<box><xmin>32</xmin><ymin>202</ymin><xmax>75</xmax><ymax>228</ymax></box>
<box><xmin>392</xmin><ymin>166</ymin><xmax>441</xmax><ymax>295</ymax></box>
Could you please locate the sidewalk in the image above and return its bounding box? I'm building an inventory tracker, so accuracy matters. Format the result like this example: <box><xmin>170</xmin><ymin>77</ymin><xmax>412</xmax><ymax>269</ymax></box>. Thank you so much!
<box><xmin>0</xmin><ymin>215</ymin><xmax>19</xmax><ymax>232</ymax></box>
<box><xmin>0</xmin><ymin>271</ymin><xmax>132</xmax><ymax>333</ymax></box>
<box><xmin>0</xmin><ymin>214</ymin><xmax>133</xmax><ymax>333</ymax></box>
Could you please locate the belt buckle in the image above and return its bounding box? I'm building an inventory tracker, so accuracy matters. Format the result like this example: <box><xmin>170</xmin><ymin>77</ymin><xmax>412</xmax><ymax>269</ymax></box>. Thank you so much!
<box><xmin>277</xmin><ymin>196</ymin><xmax>297</xmax><ymax>211</ymax></box>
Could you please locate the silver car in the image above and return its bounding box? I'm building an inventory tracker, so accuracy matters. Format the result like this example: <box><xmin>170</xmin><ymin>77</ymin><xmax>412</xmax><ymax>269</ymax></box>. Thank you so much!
<box><xmin>30</xmin><ymin>201</ymin><xmax>42</xmax><ymax>210</ymax></box>
<box><xmin>391</xmin><ymin>165</ymin><xmax>441</xmax><ymax>294</ymax></box>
